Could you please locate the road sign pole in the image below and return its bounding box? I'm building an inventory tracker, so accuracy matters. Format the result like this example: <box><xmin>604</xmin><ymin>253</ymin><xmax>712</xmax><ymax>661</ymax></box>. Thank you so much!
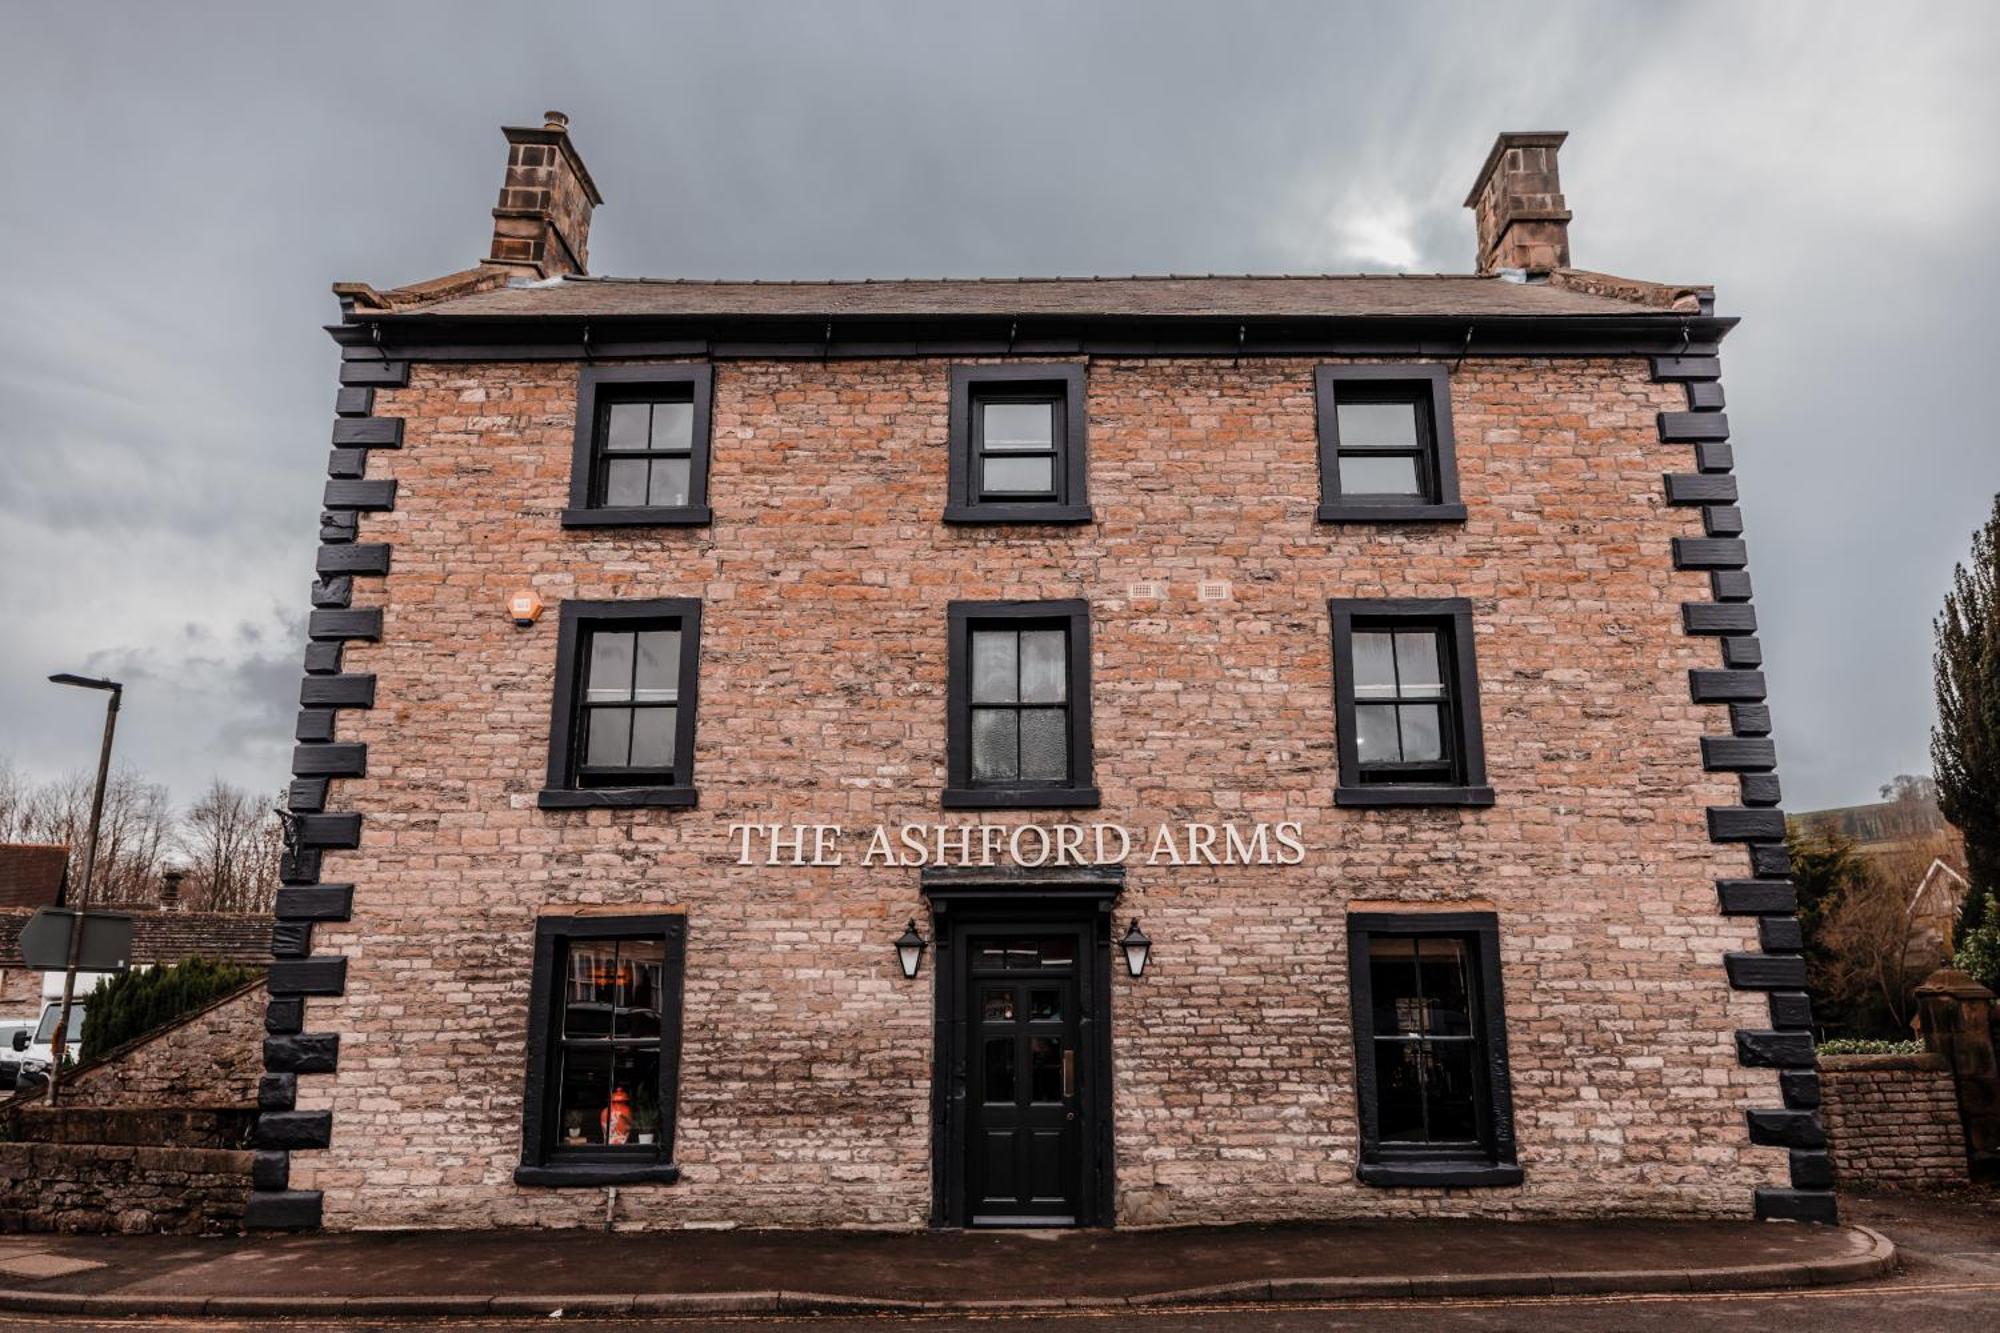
<box><xmin>47</xmin><ymin>679</ymin><xmax>120</xmax><ymax>1106</ymax></box>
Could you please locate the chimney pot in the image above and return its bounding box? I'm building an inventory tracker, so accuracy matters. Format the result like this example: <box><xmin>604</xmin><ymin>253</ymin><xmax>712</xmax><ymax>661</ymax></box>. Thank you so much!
<box><xmin>485</xmin><ymin>112</ymin><xmax>603</xmax><ymax>278</ymax></box>
<box><xmin>1464</xmin><ymin>131</ymin><xmax>1573</xmax><ymax>276</ymax></box>
<box><xmin>159</xmin><ymin>868</ymin><xmax>185</xmax><ymax>912</ymax></box>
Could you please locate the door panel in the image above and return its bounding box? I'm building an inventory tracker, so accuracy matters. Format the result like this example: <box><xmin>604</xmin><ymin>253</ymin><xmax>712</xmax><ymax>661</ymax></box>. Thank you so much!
<box><xmin>965</xmin><ymin>931</ymin><xmax>1084</xmax><ymax>1224</ymax></box>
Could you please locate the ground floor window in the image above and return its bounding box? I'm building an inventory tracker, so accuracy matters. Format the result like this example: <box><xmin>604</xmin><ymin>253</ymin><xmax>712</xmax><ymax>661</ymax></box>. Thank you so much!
<box><xmin>1346</xmin><ymin>911</ymin><xmax>1521</xmax><ymax>1187</ymax></box>
<box><xmin>515</xmin><ymin>913</ymin><xmax>687</xmax><ymax>1187</ymax></box>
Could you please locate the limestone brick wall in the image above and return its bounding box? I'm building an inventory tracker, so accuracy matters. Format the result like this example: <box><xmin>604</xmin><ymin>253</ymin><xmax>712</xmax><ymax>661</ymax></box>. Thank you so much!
<box><xmin>290</xmin><ymin>353</ymin><xmax>1782</xmax><ymax>1228</ymax></box>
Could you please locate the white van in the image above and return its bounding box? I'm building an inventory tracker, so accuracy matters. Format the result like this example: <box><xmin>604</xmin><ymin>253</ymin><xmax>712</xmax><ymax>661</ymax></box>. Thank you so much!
<box><xmin>6</xmin><ymin>972</ymin><xmax>111</xmax><ymax>1091</ymax></box>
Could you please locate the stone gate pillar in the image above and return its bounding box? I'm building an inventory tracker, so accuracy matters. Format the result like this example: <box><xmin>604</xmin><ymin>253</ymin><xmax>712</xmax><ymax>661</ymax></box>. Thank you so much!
<box><xmin>1915</xmin><ymin>967</ymin><xmax>2000</xmax><ymax>1180</ymax></box>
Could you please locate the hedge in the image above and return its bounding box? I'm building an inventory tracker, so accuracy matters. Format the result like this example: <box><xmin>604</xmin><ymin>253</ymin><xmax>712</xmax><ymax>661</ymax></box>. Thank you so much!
<box><xmin>79</xmin><ymin>956</ymin><xmax>258</xmax><ymax>1062</ymax></box>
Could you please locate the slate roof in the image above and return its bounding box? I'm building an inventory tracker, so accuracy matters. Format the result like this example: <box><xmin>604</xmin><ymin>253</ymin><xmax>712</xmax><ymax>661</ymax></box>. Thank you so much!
<box><xmin>0</xmin><ymin>845</ymin><xmax>68</xmax><ymax>909</ymax></box>
<box><xmin>398</xmin><ymin>272</ymin><xmax>1686</xmax><ymax>321</ymax></box>
<box><xmin>0</xmin><ymin>908</ymin><xmax>271</xmax><ymax>970</ymax></box>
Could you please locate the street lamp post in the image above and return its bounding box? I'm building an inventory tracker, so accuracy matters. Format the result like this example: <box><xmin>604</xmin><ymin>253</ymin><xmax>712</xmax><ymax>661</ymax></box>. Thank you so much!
<box><xmin>46</xmin><ymin>672</ymin><xmax>123</xmax><ymax>1106</ymax></box>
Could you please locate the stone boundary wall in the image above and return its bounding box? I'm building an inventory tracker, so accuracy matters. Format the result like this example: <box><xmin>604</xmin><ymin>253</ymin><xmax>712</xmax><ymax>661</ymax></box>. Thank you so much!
<box><xmin>0</xmin><ymin>1142</ymin><xmax>251</xmax><ymax>1234</ymax></box>
<box><xmin>0</xmin><ymin>982</ymin><xmax>265</xmax><ymax>1235</ymax></box>
<box><xmin>53</xmin><ymin>979</ymin><xmax>265</xmax><ymax>1110</ymax></box>
<box><xmin>1818</xmin><ymin>1053</ymin><xmax>1967</xmax><ymax>1190</ymax></box>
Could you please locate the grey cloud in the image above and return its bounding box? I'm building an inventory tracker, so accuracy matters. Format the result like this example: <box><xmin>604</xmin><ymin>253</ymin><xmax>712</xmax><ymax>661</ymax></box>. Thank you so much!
<box><xmin>2</xmin><ymin>0</ymin><xmax>1997</xmax><ymax>811</ymax></box>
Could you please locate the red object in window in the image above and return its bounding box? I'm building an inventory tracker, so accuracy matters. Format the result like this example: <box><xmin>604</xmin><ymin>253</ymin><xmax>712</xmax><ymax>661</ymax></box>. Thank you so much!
<box><xmin>601</xmin><ymin>1086</ymin><xmax>634</xmax><ymax>1145</ymax></box>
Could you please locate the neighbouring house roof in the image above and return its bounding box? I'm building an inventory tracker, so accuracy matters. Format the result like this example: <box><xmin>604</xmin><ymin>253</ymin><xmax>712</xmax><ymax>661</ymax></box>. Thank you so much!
<box><xmin>0</xmin><ymin>907</ymin><xmax>270</xmax><ymax>971</ymax></box>
<box><xmin>1910</xmin><ymin>858</ymin><xmax>1971</xmax><ymax>918</ymax></box>
<box><xmin>365</xmin><ymin>270</ymin><xmax>1701</xmax><ymax>322</ymax></box>
<box><xmin>0</xmin><ymin>845</ymin><xmax>68</xmax><ymax>909</ymax></box>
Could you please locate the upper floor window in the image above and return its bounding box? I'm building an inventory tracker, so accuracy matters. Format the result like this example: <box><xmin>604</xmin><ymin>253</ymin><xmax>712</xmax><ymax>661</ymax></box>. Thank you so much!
<box><xmin>515</xmin><ymin>913</ymin><xmax>686</xmax><ymax>1187</ymax></box>
<box><xmin>563</xmin><ymin>366</ymin><xmax>714</xmax><ymax>527</ymax></box>
<box><xmin>945</xmin><ymin>600</ymin><xmax>1098</xmax><ymax>809</ymax></box>
<box><xmin>1347</xmin><ymin>911</ymin><xmax>1520</xmax><ymax>1188</ymax></box>
<box><xmin>1329</xmin><ymin>598</ymin><xmax>1492</xmax><ymax>807</ymax></box>
<box><xmin>540</xmin><ymin>598</ymin><xmax>702</xmax><ymax>809</ymax></box>
<box><xmin>945</xmin><ymin>365</ymin><xmax>1092</xmax><ymax>524</ymax></box>
<box><xmin>1316</xmin><ymin>365</ymin><xmax>1465</xmax><ymax>523</ymax></box>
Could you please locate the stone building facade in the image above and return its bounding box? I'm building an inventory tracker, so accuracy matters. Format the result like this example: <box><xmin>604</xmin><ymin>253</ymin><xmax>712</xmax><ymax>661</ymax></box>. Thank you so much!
<box><xmin>248</xmin><ymin>117</ymin><xmax>1828</xmax><ymax>1231</ymax></box>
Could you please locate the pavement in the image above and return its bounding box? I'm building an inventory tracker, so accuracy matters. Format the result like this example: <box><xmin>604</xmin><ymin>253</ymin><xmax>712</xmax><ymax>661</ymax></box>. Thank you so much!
<box><xmin>0</xmin><ymin>1206</ymin><xmax>1903</xmax><ymax>1321</ymax></box>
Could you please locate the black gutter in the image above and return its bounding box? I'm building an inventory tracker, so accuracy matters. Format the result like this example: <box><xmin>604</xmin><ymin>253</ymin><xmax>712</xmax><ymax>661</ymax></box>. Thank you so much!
<box><xmin>326</xmin><ymin>312</ymin><xmax>1734</xmax><ymax>362</ymax></box>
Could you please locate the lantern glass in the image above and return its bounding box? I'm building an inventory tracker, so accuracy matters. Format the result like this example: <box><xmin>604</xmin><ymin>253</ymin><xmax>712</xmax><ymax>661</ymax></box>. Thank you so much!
<box><xmin>895</xmin><ymin>920</ymin><xmax>927</xmax><ymax>979</ymax></box>
<box><xmin>1120</xmin><ymin>920</ymin><xmax>1151</xmax><ymax>978</ymax></box>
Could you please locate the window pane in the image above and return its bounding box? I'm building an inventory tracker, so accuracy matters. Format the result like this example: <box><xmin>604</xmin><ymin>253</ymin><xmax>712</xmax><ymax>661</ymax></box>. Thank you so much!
<box><xmin>605</xmin><ymin>402</ymin><xmax>649</xmax><ymax>450</ymax></box>
<box><xmin>584</xmin><ymin>707</ymin><xmax>632</xmax><ymax>768</ymax></box>
<box><xmin>1355</xmin><ymin>703</ymin><xmax>1400</xmax><ymax>765</ymax></box>
<box><xmin>1338</xmin><ymin>454</ymin><xmax>1422</xmax><ymax>496</ymax></box>
<box><xmin>983</xmin><ymin>1037</ymin><xmax>1015</xmax><ymax>1103</ymax></box>
<box><xmin>1029</xmin><ymin>1036</ymin><xmax>1063</xmax><ymax>1103</ymax></box>
<box><xmin>1417</xmin><ymin>938</ymin><xmax>1474</xmax><ymax>1037</ymax></box>
<box><xmin>1351</xmin><ymin>632</ymin><xmax>1398</xmax><ymax>698</ymax></box>
<box><xmin>564</xmin><ymin>940</ymin><xmax>622</xmax><ymax>1037</ymax></box>
<box><xmin>646</xmin><ymin>458</ymin><xmax>692</xmax><ymax>507</ymax></box>
<box><xmin>971</xmin><ymin>708</ymin><xmax>1018</xmax><ymax>781</ymax></box>
<box><xmin>982</xmin><ymin>401</ymin><xmax>1054</xmax><ymax>449</ymax></box>
<box><xmin>1336</xmin><ymin>400</ymin><xmax>1419</xmax><ymax>448</ymax></box>
<box><xmin>1029</xmin><ymin>988</ymin><xmax>1061</xmax><ymax>1020</ymax></box>
<box><xmin>1423</xmin><ymin>1042</ymin><xmax>1481</xmax><ymax>1142</ymax></box>
<box><xmin>598</xmin><ymin>1046</ymin><xmax>662</xmax><ymax>1146</ymax></box>
<box><xmin>1033</xmin><ymin>935</ymin><xmax>1075</xmax><ymax>968</ymax></box>
<box><xmin>1018</xmin><ymin>708</ymin><xmax>1069</xmax><ymax>782</ymax></box>
<box><xmin>1374</xmin><ymin>1039</ymin><xmax>1427</xmax><ymax>1141</ymax></box>
<box><xmin>586</xmin><ymin>632</ymin><xmax>635</xmax><ymax>702</ymax></box>
<box><xmin>1394</xmin><ymin>632</ymin><xmax>1444</xmax><ymax>698</ymax></box>
<box><xmin>649</xmin><ymin>400</ymin><xmax>694</xmax><ymax>452</ymax></box>
<box><xmin>556</xmin><ymin>1043</ymin><xmax>612</xmax><ymax>1146</ymax></box>
<box><xmin>629</xmin><ymin>706</ymin><xmax>677</xmax><ymax>770</ymax></box>
<box><xmin>603</xmin><ymin>458</ymin><xmax>650</xmax><ymax>506</ymax></box>
<box><xmin>1018</xmin><ymin>630</ymin><xmax>1067</xmax><ymax>703</ymax></box>
<box><xmin>1398</xmin><ymin>704</ymin><xmax>1444</xmax><ymax>763</ymax></box>
<box><xmin>617</xmin><ymin>939</ymin><xmax>666</xmax><ymax>1040</ymax></box>
<box><xmin>1367</xmin><ymin>936</ymin><xmax>1422</xmax><ymax>1035</ymax></box>
<box><xmin>981</xmin><ymin>455</ymin><xmax>1054</xmax><ymax>495</ymax></box>
<box><xmin>971</xmin><ymin>631</ymin><xmax>1018</xmax><ymax>703</ymax></box>
<box><xmin>982</xmin><ymin>988</ymin><xmax>1015</xmax><ymax>1021</ymax></box>
<box><xmin>632</xmin><ymin>631</ymin><xmax>681</xmax><ymax>702</ymax></box>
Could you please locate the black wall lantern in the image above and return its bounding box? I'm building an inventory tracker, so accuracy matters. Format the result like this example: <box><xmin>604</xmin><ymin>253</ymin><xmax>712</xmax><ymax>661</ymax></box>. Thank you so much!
<box><xmin>895</xmin><ymin>919</ymin><xmax>928</xmax><ymax>979</ymax></box>
<box><xmin>1119</xmin><ymin>919</ymin><xmax>1151</xmax><ymax>978</ymax></box>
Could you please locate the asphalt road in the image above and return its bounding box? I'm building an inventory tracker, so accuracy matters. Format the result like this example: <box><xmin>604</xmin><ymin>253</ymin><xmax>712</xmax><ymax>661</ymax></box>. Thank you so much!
<box><xmin>7</xmin><ymin>1192</ymin><xmax>1995</xmax><ymax>1331</ymax></box>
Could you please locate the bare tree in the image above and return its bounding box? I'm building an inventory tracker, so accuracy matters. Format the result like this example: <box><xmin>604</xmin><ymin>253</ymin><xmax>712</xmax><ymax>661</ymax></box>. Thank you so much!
<box><xmin>0</xmin><ymin>760</ymin><xmax>30</xmax><ymax>843</ymax></box>
<box><xmin>176</xmin><ymin>780</ymin><xmax>283</xmax><ymax>913</ymax></box>
<box><xmin>1815</xmin><ymin>832</ymin><xmax>1961</xmax><ymax>1037</ymax></box>
<box><xmin>13</xmin><ymin>767</ymin><xmax>176</xmax><ymax>907</ymax></box>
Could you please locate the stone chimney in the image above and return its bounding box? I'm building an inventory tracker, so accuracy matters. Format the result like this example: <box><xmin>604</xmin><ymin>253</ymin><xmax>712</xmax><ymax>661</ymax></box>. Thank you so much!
<box><xmin>1464</xmin><ymin>132</ymin><xmax>1572</xmax><ymax>275</ymax></box>
<box><xmin>486</xmin><ymin>111</ymin><xmax>604</xmax><ymax>278</ymax></box>
<box><xmin>158</xmin><ymin>867</ymin><xmax>185</xmax><ymax>912</ymax></box>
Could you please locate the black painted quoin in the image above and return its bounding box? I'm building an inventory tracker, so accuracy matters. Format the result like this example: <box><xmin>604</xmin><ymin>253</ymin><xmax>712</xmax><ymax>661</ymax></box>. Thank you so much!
<box><xmin>247</xmin><ymin>354</ymin><xmax>409</xmax><ymax>1230</ymax></box>
<box><xmin>1656</xmin><ymin>352</ymin><xmax>1836</xmax><ymax>1224</ymax></box>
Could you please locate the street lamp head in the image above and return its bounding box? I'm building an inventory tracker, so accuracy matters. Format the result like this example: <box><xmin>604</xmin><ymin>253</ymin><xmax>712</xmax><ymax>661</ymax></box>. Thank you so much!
<box><xmin>49</xmin><ymin>673</ymin><xmax>121</xmax><ymax>692</ymax></box>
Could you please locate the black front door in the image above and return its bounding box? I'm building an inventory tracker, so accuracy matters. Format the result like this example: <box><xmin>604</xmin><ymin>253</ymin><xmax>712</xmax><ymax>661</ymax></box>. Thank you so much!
<box><xmin>965</xmin><ymin>930</ymin><xmax>1085</xmax><ymax>1225</ymax></box>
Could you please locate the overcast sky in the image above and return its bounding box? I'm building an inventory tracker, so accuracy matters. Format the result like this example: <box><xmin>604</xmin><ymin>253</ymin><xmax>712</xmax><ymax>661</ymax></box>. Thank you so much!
<box><xmin>2</xmin><ymin>1</ymin><xmax>1995</xmax><ymax>815</ymax></box>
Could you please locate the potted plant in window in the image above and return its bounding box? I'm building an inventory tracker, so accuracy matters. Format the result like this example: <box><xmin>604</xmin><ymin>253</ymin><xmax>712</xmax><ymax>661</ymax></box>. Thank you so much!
<box><xmin>632</xmin><ymin>1102</ymin><xmax>659</xmax><ymax>1147</ymax></box>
